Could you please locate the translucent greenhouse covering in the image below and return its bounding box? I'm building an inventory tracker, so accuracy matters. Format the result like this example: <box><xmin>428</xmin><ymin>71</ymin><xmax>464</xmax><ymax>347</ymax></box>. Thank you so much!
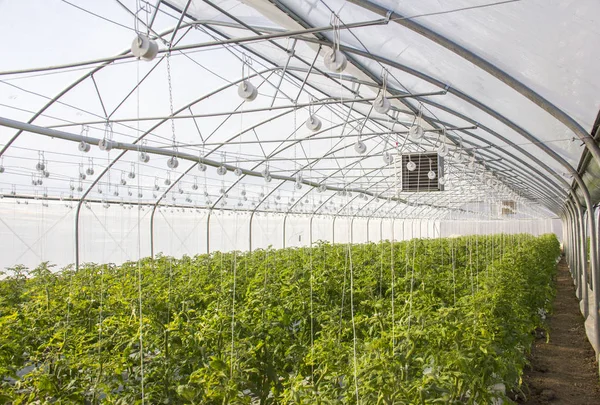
<box><xmin>1</xmin><ymin>0</ymin><xmax>600</xmax><ymax>396</ymax></box>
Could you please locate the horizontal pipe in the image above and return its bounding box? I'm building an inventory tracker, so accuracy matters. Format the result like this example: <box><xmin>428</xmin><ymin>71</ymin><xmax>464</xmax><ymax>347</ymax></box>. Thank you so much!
<box><xmin>0</xmin><ymin>18</ymin><xmax>389</xmax><ymax>77</ymax></box>
<box><xmin>0</xmin><ymin>115</ymin><xmax>447</xmax><ymax>209</ymax></box>
<box><xmin>47</xmin><ymin>90</ymin><xmax>447</xmax><ymax>128</ymax></box>
<box><xmin>157</xmin><ymin>125</ymin><xmax>477</xmax><ymax>148</ymax></box>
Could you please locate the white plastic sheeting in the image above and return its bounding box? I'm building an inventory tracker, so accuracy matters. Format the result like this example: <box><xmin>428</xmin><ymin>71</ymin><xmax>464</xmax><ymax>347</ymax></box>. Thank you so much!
<box><xmin>0</xmin><ymin>0</ymin><xmax>593</xmax><ymax>269</ymax></box>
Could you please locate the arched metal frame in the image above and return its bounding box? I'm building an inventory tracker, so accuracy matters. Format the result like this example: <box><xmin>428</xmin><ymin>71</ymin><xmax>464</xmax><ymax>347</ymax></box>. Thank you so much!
<box><xmin>0</xmin><ymin>0</ymin><xmax>597</xmax><ymax>355</ymax></box>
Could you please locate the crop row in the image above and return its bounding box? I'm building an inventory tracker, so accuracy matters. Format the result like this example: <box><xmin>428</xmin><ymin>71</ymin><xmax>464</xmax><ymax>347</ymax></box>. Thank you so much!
<box><xmin>0</xmin><ymin>233</ymin><xmax>560</xmax><ymax>404</ymax></box>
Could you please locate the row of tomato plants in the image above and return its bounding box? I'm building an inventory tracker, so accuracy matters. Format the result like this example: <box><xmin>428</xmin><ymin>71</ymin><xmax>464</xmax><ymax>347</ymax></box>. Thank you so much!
<box><xmin>0</xmin><ymin>233</ymin><xmax>559</xmax><ymax>404</ymax></box>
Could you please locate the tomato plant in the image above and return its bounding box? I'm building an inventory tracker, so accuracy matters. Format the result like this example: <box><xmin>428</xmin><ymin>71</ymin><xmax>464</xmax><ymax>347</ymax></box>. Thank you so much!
<box><xmin>0</xmin><ymin>234</ymin><xmax>559</xmax><ymax>404</ymax></box>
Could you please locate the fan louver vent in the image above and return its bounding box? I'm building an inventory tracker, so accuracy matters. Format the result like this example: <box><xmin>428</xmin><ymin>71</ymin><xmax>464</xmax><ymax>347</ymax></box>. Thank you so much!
<box><xmin>397</xmin><ymin>153</ymin><xmax>443</xmax><ymax>192</ymax></box>
<box><xmin>500</xmin><ymin>200</ymin><xmax>517</xmax><ymax>215</ymax></box>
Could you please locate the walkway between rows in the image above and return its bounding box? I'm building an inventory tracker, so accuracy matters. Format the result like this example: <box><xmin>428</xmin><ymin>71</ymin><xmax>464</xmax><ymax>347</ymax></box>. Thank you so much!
<box><xmin>519</xmin><ymin>257</ymin><xmax>600</xmax><ymax>404</ymax></box>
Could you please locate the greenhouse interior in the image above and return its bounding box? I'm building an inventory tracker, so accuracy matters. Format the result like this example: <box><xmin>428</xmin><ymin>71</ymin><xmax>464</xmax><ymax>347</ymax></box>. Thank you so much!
<box><xmin>1</xmin><ymin>0</ymin><xmax>599</xmax><ymax>403</ymax></box>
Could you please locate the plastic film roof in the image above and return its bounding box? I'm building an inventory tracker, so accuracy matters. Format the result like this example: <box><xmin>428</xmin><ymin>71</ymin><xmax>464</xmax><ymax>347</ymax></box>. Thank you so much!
<box><xmin>1</xmin><ymin>0</ymin><xmax>598</xmax><ymax>220</ymax></box>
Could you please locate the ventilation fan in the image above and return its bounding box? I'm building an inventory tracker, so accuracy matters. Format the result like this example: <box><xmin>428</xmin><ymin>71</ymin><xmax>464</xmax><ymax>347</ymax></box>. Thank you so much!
<box><xmin>395</xmin><ymin>153</ymin><xmax>444</xmax><ymax>192</ymax></box>
<box><xmin>499</xmin><ymin>200</ymin><xmax>517</xmax><ymax>216</ymax></box>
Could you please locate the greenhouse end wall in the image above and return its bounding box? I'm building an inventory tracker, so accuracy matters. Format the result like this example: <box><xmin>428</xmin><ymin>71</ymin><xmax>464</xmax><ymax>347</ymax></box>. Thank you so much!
<box><xmin>0</xmin><ymin>199</ymin><xmax>561</xmax><ymax>271</ymax></box>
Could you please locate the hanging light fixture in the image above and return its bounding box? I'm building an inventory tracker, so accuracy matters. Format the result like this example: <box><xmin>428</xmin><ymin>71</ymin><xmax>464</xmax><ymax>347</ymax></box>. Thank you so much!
<box><xmin>468</xmin><ymin>155</ymin><xmax>476</xmax><ymax>169</ymax></box>
<box><xmin>98</xmin><ymin>138</ymin><xmax>113</xmax><ymax>151</ymax></box>
<box><xmin>167</xmin><ymin>156</ymin><xmax>179</xmax><ymax>169</ymax></box>
<box><xmin>373</xmin><ymin>70</ymin><xmax>391</xmax><ymax>114</ymax></box>
<box><xmin>217</xmin><ymin>165</ymin><xmax>227</xmax><ymax>176</ymax></box>
<box><xmin>198</xmin><ymin>162</ymin><xmax>207</xmax><ymax>172</ymax></box>
<box><xmin>131</xmin><ymin>34</ymin><xmax>159</xmax><ymax>61</ymax></box>
<box><xmin>78</xmin><ymin>141</ymin><xmax>91</xmax><ymax>153</ymax></box>
<box><xmin>409</xmin><ymin>124</ymin><xmax>424</xmax><ymax>141</ymax></box>
<box><xmin>354</xmin><ymin>140</ymin><xmax>367</xmax><ymax>155</ymax></box>
<box><xmin>409</xmin><ymin>105</ymin><xmax>425</xmax><ymax>141</ymax></box>
<box><xmin>382</xmin><ymin>152</ymin><xmax>394</xmax><ymax>165</ymax></box>
<box><xmin>306</xmin><ymin>115</ymin><xmax>322</xmax><ymax>132</ymax></box>
<box><xmin>373</xmin><ymin>95</ymin><xmax>390</xmax><ymax>114</ymax></box>
<box><xmin>238</xmin><ymin>81</ymin><xmax>258</xmax><ymax>101</ymax></box>
<box><xmin>438</xmin><ymin>142</ymin><xmax>449</xmax><ymax>157</ymax></box>
<box><xmin>323</xmin><ymin>48</ymin><xmax>347</xmax><ymax>73</ymax></box>
<box><xmin>426</xmin><ymin>158</ymin><xmax>436</xmax><ymax>180</ymax></box>
<box><xmin>295</xmin><ymin>173</ymin><xmax>303</xmax><ymax>189</ymax></box>
<box><xmin>234</xmin><ymin>168</ymin><xmax>243</xmax><ymax>177</ymax></box>
<box><xmin>139</xmin><ymin>152</ymin><xmax>150</xmax><ymax>163</ymax></box>
<box><xmin>86</xmin><ymin>159</ymin><xmax>95</xmax><ymax>176</ymax></box>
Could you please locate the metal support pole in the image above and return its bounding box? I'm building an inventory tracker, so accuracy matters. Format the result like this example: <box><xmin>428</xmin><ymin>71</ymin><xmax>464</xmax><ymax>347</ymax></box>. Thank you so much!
<box><xmin>75</xmin><ymin>204</ymin><xmax>82</xmax><ymax>271</ymax></box>
<box><xmin>574</xmin><ymin>201</ymin><xmax>589</xmax><ymax>318</ymax></box>
<box><xmin>150</xmin><ymin>206</ymin><xmax>156</xmax><ymax>259</ymax></box>
<box><xmin>566</xmin><ymin>202</ymin><xmax>578</xmax><ymax>290</ymax></box>
<box><xmin>309</xmin><ymin>215</ymin><xmax>314</xmax><ymax>246</ymax></box>
<box><xmin>206</xmin><ymin>210</ymin><xmax>212</xmax><ymax>254</ymax></box>
<box><xmin>332</xmin><ymin>216</ymin><xmax>337</xmax><ymax>244</ymax></box>
<box><xmin>248</xmin><ymin>211</ymin><xmax>255</xmax><ymax>252</ymax></box>
<box><xmin>283</xmin><ymin>214</ymin><xmax>288</xmax><ymax>249</ymax></box>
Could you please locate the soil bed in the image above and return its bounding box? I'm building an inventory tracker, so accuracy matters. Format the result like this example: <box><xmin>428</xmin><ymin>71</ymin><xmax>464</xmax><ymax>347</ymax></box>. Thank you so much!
<box><xmin>517</xmin><ymin>257</ymin><xmax>600</xmax><ymax>404</ymax></box>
